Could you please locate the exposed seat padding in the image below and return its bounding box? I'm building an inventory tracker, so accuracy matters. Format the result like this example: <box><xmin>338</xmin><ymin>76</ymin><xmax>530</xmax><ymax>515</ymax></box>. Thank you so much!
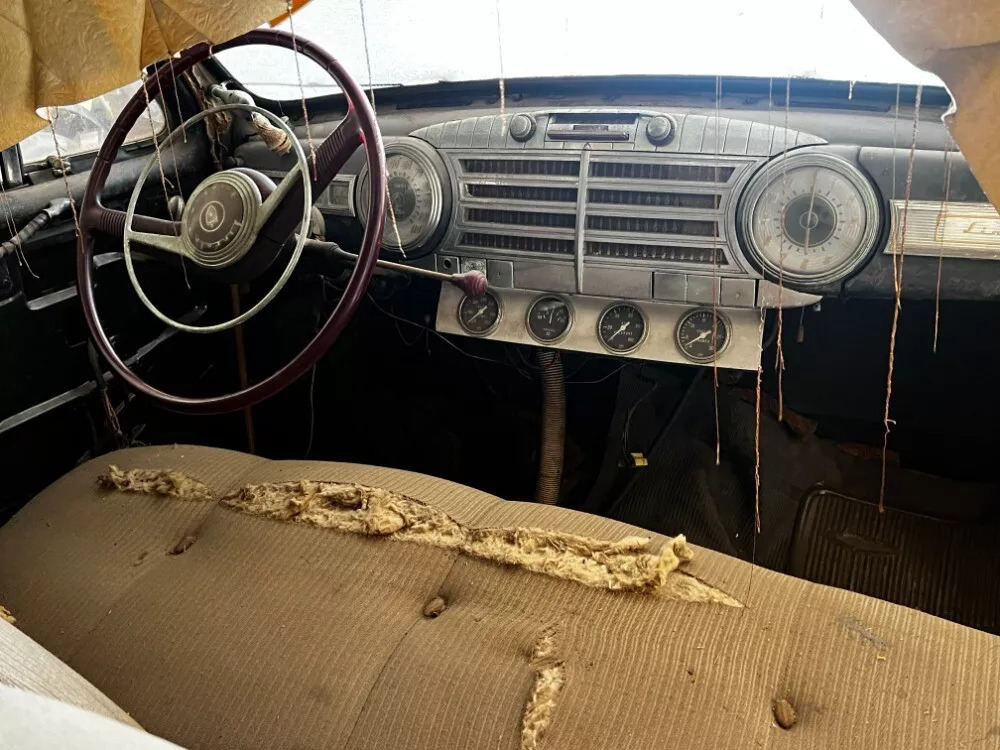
<box><xmin>1</xmin><ymin>445</ymin><xmax>999</xmax><ymax>749</ymax></box>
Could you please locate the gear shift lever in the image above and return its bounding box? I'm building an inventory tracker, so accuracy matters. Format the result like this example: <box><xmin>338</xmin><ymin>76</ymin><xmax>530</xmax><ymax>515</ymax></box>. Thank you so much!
<box><xmin>302</xmin><ymin>237</ymin><xmax>489</xmax><ymax>297</ymax></box>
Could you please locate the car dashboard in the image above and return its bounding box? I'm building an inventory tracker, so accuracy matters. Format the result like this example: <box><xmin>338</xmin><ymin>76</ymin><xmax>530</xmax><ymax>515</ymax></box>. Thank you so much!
<box><xmin>237</xmin><ymin>82</ymin><xmax>1000</xmax><ymax>372</ymax></box>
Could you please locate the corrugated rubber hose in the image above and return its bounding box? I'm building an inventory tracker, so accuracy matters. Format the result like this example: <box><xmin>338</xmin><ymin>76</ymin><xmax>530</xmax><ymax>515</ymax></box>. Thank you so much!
<box><xmin>535</xmin><ymin>350</ymin><xmax>566</xmax><ymax>505</ymax></box>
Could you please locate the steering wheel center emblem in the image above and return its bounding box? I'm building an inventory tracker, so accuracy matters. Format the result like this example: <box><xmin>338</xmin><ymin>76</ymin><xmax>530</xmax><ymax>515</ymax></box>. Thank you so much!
<box><xmin>181</xmin><ymin>173</ymin><xmax>261</xmax><ymax>266</ymax></box>
<box><xmin>199</xmin><ymin>200</ymin><xmax>226</xmax><ymax>232</ymax></box>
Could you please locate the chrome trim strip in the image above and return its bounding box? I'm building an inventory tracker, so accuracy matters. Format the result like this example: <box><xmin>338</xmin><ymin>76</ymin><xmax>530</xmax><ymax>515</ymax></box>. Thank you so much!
<box><xmin>25</xmin><ymin>286</ymin><xmax>77</xmax><ymax>311</ymax></box>
<box><xmin>0</xmin><ymin>380</ymin><xmax>101</xmax><ymax>434</ymax></box>
<box><xmin>886</xmin><ymin>200</ymin><xmax>1000</xmax><ymax>260</ymax></box>
<box><xmin>574</xmin><ymin>146</ymin><xmax>591</xmax><ymax>293</ymax></box>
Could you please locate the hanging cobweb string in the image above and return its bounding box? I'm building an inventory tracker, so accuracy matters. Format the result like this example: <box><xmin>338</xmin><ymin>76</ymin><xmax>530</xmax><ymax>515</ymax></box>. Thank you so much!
<box><xmin>140</xmin><ymin>72</ymin><xmax>190</xmax><ymax>289</ymax></box>
<box><xmin>801</xmin><ymin>170</ymin><xmax>820</xmax><ymax>254</ymax></box>
<box><xmin>753</xmin><ymin>75</ymin><xmax>775</xmax><ymax>536</ymax></box>
<box><xmin>357</xmin><ymin>0</ymin><xmax>376</xmax><ymax>108</ymax></box>
<box><xmin>146</xmin><ymin>61</ymin><xmax>189</xmax><ymax>203</ymax></box>
<box><xmin>184</xmin><ymin>70</ymin><xmax>228</xmax><ymax>170</ymax></box>
<box><xmin>879</xmin><ymin>84</ymin><xmax>922</xmax><ymax>513</ymax></box>
<box><xmin>494</xmin><ymin>0</ymin><xmax>506</xmax><ymax>135</ymax></box>
<box><xmin>0</xmin><ymin>193</ymin><xmax>38</xmax><ymax>278</ymax></box>
<box><xmin>0</xmin><ymin>166</ymin><xmax>39</xmax><ymax>278</ymax></box>
<box><xmin>711</xmin><ymin>75</ymin><xmax>722</xmax><ymax>467</ymax></box>
<box><xmin>47</xmin><ymin>107</ymin><xmax>122</xmax><ymax>438</ymax></box>
<box><xmin>357</xmin><ymin>0</ymin><xmax>405</xmax><ymax>258</ymax></box>
<box><xmin>932</xmin><ymin>138</ymin><xmax>953</xmax><ymax>354</ymax></box>
<box><xmin>285</xmin><ymin>0</ymin><xmax>318</xmax><ymax>181</ymax></box>
<box><xmin>169</xmin><ymin>54</ymin><xmax>187</xmax><ymax>144</ymax></box>
<box><xmin>145</xmin><ymin>1</ymin><xmax>190</xmax><ymax>275</ymax></box>
<box><xmin>774</xmin><ymin>77</ymin><xmax>791</xmax><ymax>423</ymax></box>
<box><xmin>146</xmin><ymin>3</ymin><xmax>188</xmax><ymax>147</ymax></box>
<box><xmin>46</xmin><ymin>109</ymin><xmax>82</xmax><ymax>239</ymax></box>
<box><xmin>744</xmin><ymin>76</ymin><xmax>776</xmax><ymax>610</ymax></box>
<box><xmin>140</xmin><ymin>74</ymin><xmax>175</xmax><ymax>203</ymax></box>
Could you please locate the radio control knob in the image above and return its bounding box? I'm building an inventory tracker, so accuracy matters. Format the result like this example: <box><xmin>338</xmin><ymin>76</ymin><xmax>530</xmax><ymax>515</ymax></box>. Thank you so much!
<box><xmin>509</xmin><ymin>113</ymin><xmax>536</xmax><ymax>142</ymax></box>
<box><xmin>646</xmin><ymin>115</ymin><xmax>676</xmax><ymax>145</ymax></box>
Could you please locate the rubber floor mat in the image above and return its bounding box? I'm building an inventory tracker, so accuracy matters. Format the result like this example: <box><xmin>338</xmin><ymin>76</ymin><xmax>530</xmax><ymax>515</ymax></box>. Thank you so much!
<box><xmin>789</xmin><ymin>488</ymin><xmax>1000</xmax><ymax>634</ymax></box>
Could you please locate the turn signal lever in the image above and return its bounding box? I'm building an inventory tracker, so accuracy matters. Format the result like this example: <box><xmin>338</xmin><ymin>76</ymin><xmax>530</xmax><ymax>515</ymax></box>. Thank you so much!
<box><xmin>302</xmin><ymin>237</ymin><xmax>489</xmax><ymax>298</ymax></box>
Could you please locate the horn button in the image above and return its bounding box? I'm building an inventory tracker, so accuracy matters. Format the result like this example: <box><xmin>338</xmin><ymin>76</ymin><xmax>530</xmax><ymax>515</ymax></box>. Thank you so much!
<box><xmin>182</xmin><ymin>171</ymin><xmax>261</xmax><ymax>268</ymax></box>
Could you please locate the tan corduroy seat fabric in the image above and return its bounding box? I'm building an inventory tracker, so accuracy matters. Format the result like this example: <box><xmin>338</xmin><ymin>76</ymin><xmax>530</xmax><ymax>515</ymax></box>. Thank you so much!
<box><xmin>1</xmin><ymin>444</ymin><xmax>999</xmax><ymax>749</ymax></box>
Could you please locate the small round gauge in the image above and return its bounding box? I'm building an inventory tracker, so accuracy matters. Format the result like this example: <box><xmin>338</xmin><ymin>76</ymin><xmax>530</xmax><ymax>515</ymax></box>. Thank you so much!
<box><xmin>675</xmin><ymin>308</ymin><xmax>730</xmax><ymax>363</ymax></box>
<box><xmin>597</xmin><ymin>303</ymin><xmax>647</xmax><ymax>353</ymax></box>
<box><xmin>739</xmin><ymin>152</ymin><xmax>880</xmax><ymax>287</ymax></box>
<box><xmin>356</xmin><ymin>138</ymin><xmax>449</xmax><ymax>257</ymax></box>
<box><xmin>527</xmin><ymin>296</ymin><xmax>572</xmax><ymax>342</ymax></box>
<box><xmin>458</xmin><ymin>291</ymin><xmax>501</xmax><ymax>335</ymax></box>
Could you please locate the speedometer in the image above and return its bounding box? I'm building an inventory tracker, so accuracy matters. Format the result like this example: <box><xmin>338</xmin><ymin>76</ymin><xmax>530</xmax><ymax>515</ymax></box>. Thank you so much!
<box><xmin>598</xmin><ymin>303</ymin><xmax>647</xmax><ymax>353</ymax></box>
<box><xmin>356</xmin><ymin>138</ymin><xmax>450</xmax><ymax>258</ymax></box>
<box><xmin>739</xmin><ymin>152</ymin><xmax>880</xmax><ymax>287</ymax></box>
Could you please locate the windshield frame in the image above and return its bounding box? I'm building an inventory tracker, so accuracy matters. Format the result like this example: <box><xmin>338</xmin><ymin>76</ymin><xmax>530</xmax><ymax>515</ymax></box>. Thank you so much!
<box><xmin>203</xmin><ymin>55</ymin><xmax>948</xmax><ymax>119</ymax></box>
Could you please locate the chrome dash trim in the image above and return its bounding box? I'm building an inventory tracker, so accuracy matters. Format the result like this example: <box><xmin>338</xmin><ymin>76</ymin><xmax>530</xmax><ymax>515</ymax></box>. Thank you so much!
<box><xmin>886</xmin><ymin>200</ymin><xmax>1000</xmax><ymax>260</ymax></box>
<box><xmin>574</xmin><ymin>146</ymin><xmax>591</xmax><ymax>293</ymax></box>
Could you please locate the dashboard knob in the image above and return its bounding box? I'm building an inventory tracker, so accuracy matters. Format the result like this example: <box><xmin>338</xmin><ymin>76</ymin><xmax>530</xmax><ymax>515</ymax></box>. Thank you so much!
<box><xmin>646</xmin><ymin>115</ymin><xmax>676</xmax><ymax>145</ymax></box>
<box><xmin>508</xmin><ymin>113</ymin><xmax>536</xmax><ymax>142</ymax></box>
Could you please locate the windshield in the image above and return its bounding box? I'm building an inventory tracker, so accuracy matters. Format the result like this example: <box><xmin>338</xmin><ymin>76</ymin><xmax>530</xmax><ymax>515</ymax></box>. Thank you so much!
<box><xmin>217</xmin><ymin>0</ymin><xmax>942</xmax><ymax>100</ymax></box>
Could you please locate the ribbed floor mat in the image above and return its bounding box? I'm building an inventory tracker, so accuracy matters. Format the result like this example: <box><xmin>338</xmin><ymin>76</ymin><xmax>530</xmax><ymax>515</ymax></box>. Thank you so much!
<box><xmin>789</xmin><ymin>489</ymin><xmax>1000</xmax><ymax>634</ymax></box>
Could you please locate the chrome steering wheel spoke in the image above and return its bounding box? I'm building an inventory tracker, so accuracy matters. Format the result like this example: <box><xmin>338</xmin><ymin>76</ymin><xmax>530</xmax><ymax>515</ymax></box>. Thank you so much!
<box><xmin>127</xmin><ymin>228</ymin><xmax>189</xmax><ymax>257</ymax></box>
<box><xmin>257</xmin><ymin>161</ymin><xmax>305</xmax><ymax>230</ymax></box>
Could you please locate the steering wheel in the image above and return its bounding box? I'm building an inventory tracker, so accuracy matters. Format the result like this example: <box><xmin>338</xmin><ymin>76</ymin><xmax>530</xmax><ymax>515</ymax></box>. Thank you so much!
<box><xmin>77</xmin><ymin>28</ymin><xmax>387</xmax><ymax>414</ymax></box>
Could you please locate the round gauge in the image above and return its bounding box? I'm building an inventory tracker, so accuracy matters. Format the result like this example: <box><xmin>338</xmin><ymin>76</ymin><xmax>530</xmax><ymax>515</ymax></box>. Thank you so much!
<box><xmin>356</xmin><ymin>138</ymin><xmax>449</xmax><ymax>257</ymax></box>
<box><xmin>458</xmin><ymin>291</ymin><xmax>501</xmax><ymax>335</ymax></box>
<box><xmin>527</xmin><ymin>296</ymin><xmax>572</xmax><ymax>342</ymax></box>
<box><xmin>597</xmin><ymin>303</ymin><xmax>647</xmax><ymax>353</ymax></box>
<box><xmin>675</xmin><ymin>308</ymin><xmax>730</xmax><ymax>363</ymax></box>
<box><xmin>739</xmin><ymin>152</ymin><xmax>880</xmax><ymax>287</ymax></box>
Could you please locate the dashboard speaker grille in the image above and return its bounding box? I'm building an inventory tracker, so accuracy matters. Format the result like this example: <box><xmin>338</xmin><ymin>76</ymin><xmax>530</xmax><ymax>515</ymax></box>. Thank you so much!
<box><xmin>460</xmin><ymin>159</ymin><xmax>580</xmax><ymax>176</ymax></box>
<box><xmin>449</xmin><ymin>151</ymin><xmax>741</xmax><ymax>270</ymax></box>
<box><xmin>589</xmin><ymin>161</ymin><xmax>735</xmax><ymax>183</ymax></box>
<box><xmin>467</xmin><ymin>184</ymin><xmax>578</xmax><ymax>203</ymax></box>
<box><xmin>585</xmin><ymin>241</ymin><xmax>726</xmax><ymax>264</ymax></box>
<box><xmin>586</xmin><ymin>215</ymin><xmax>718</xmax><ymax>237</ymax></box>
<box><xmin>460</xmin><ymin>232</ymin><xmax>575</xmax><ymax>255</ymax></box>
<box><xmin>466</xmin><ymin>208</ymin><xmax>576</xmax><ymax>229</ymax></box>
<box><xmin>588</xmin><ymin>188</ymin><xmax>719</xmax><ymax>210</ymax></box>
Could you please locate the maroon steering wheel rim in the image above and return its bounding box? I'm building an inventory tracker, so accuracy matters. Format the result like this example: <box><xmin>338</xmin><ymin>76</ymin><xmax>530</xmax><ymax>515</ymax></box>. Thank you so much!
<box><xmin>77</xmin><ymin>28</ymin><xmax>387</xmax><ymax>414</ymax></box>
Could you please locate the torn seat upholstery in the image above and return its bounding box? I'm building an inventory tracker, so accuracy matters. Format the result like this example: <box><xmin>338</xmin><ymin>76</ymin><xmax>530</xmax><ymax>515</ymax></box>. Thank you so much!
<box><xmin>1</xmin><ymin>445</ymin><xmax>999</xmax><ymax>749</ymax></box>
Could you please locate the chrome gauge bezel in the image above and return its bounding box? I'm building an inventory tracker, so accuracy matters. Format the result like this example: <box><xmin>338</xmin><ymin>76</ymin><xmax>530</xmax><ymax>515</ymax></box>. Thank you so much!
<box><xmin>457</xmin><ymin>291</ymin><xmax>503</xmax><ymax>336</ymax></box>
<box><xmin>674</xmin><ymin>307</ymin><xmax>732</xmax><ymax>364</ymax></box>
<box><xmin>738</xmin><ymin>151</ymin><xmax>881</xmax><ymax>287</ymax></box>
<box><xmin>596</xmin><ymin>302</ymin><xmax>648</xmax><ymax>354</ymax></box>
<box><xmin>525</xmin><ymin>294</ymin><xmax>574</xmax><ymax>344</ymax></box>
<box><xmin>356</xmin><ymin>137</ymin><xmax>447</xmax><ymax>256</ymax></box>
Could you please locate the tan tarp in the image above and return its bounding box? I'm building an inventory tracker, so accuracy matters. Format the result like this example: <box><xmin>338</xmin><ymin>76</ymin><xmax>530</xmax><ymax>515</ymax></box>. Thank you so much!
<box><xmin>0</xmin><ymin>0</ymin><xmax>289</xmax><ymax>151</ymax></box>
<box><xmin>851</xmin><ymin>0</ymin><xmax>1000</xmax><ymax>207</ymax></box>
